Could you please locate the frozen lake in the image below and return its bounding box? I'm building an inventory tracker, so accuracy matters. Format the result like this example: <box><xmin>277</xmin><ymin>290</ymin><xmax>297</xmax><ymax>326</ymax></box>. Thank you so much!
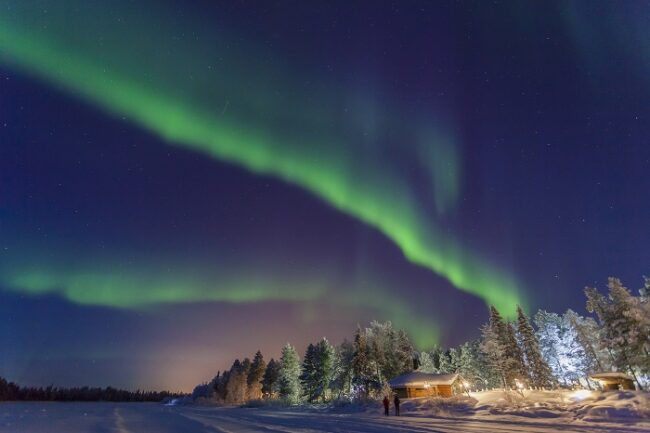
<box><xmin>1</xmin><ymin>402</ymin><xmax>649</xmax><ymax>433</ymax></box>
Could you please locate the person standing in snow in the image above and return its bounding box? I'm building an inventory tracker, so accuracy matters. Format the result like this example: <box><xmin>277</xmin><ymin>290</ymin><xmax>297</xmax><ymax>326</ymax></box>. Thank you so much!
<box><xmin>382</xmin><ymin>396</ymin><xmax>389</xmax><ymax>416</ymax></box>
<box><xmin>393</xmin><ymin>395</ymin><xmax>400</xmax><ymax>416</ymax></box>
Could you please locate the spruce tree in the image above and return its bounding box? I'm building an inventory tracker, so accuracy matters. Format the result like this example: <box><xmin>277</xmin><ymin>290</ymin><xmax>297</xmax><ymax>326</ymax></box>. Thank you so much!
<box><xmin>516</xmin><ymin>306</ymin><xmax>554</xmax><ymax>388</ymax></box>
<box><xmin>481</xmin><ymin>307</ymin><xmax>508</xmax><ymax>388</ymax></box>
<box><xmin>418</xmin><ymin>351</ymin><xmax>436</xmax><ymax>373</ymax></box>
<box><xmin>458</xmin><ymin>340</ymin><xmax>491</xmax><ymax>388</ymax></box>
<box><xmin>300</xmin><ymin>343</ymin><xmax>318</xmax><ymax>402</ymax></box>
<box><xmin>564</xmin><ymin>309</ymin><xmax>610</xmax><ymax>374</ymax></box>
<box><xmin>247</xmin><ymin>350</ymin><xmax>266</xmax><ymax>400</ymax></box>
<box><xmin>429</xmin><ymin>345</ymin><xmax>444</xmax><ymax>373</ymax></box>
<box><xmin>448</xmin><ymin>347</ymin><xmax>460</xmax><ymax>373</ymax></box>
<box><xmin>481</xmin><ymin>306</ymin><xmax>526</xmax><ymax>388</ymax></box>
<box><xmin>586</xmin><ymin>278</ymin><xmax>647</xmax><ymax>388</ymax></box>
<box><xmin>331</xmin><ymin>339</ymin><xmax>354</xmax><ymax>398</ymax></box>
<box><xmin>261</xmin><ymin>358</ymin><xmax>280</xmax><ymax>398</ymax></box>
<box><xmin>438</xmin><ymin>349</ymin><xmax>453</xmax><ymax>373</ymax></box>
<box><xmin>278</xmin><ymin>343</ymin><xmax>302</xmax><ymax>403</ymax></box>
<box><xmin>352</xmin><ymin>326</ymin><xmax>374</xmax><ymax>396</ymax></box>
<box><xmin>396</xmin><ymin>329</ymin><xmax>415</xmax><ymax>373</ymax></box>
<box><xmin>314</xmin><ymin>337</ymin><xmax>335</xmax><ymax>401</ymax></box>
<box><xmin>226</xmin><ymin>359</ymin><xmax>248</xmax><ymax>404</ymax></box>
<box><xmin>503</xmin><ymin>321</ymin><xmax>528</xmax><ymax>386</ymax></box>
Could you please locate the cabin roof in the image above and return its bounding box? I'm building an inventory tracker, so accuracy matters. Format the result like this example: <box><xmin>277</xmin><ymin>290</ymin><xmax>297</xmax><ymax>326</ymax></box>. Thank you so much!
<box><xmin>589</xmin><ymin>372</ymin><xmax>634</xmax><ymax>381</ymax></box>
<box><xmin>388</xmin><ymin>371</ymin><xmax>459</xmax><ymax>387</ymax></box>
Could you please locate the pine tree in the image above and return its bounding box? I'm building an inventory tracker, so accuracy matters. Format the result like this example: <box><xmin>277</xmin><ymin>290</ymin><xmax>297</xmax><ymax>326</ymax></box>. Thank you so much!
<box><xmin>352</xmin><ymin>326</ymin><xmax>375</xmax><ymax>396</ymax></box>
<box><xmin>438</xmin><ymin>349</ymin><xmax>453</xmax><ymax>373</ymax></box>
<box><xmin>516</xmin><ymin>306</ymin><xmax>554</xmax><ymax>388</ymax></box>
<box><xmin>586</xmin><ymin>278</ymin><xmax>648</xmax><ymax>388</ymax></box>
<box><xmin>430</xmin><ymin>345</ymin><xmax>444</xmax><ymax>373</ymax></box>
<box><xmin>448</xmin><ymin>347</ymin><xmax>461</xmax><ymax>373</ymax></box>
<box><xmin>503</xmin><ymin>321</ymin><xmax>528</xmax><ymax>386</ymax></box>
<box><xmin>330</xmin><ymin>339</ymin><xmax>354</xmax><ymax>398</ymax></box>
<box><xmin>564</xmin><ymin>309</ymin><xmax>610</xmax><ymax>374</ymax></box>
<box><xmin>534</xmin><ymin>310</ymin><xmax>574</xmax><ymax>384</ymax></box>
<box><xmin>417</xmin><ymin>351</ymin><xmax>436</xmax><ymax>373</ymax></box>
<box><xmin>366</xmin><ymin>321</ymin><xmax>400</xmax><ymax>381</ymax></box>
<box><xmin>261</xmin><ymin>358</ymin><xmax>280</xmax><ymax>398</ymax></box>
<box><xmin>481</xmin><ymin>307</ymin><xmax>508</xmax><ymax>388</ymax></box>
<box><xmin>481</xmin><ymin>306</ymin><xmax>526</xmax><ymax>388</ymax></box>
<box><xmin>278</xmin><ymin>344</ymin><xmax>301</xmax><ymax>403</ymax></box>
<box><xmin>247</xmin><ymin>350</ymin><xmax>266</xmax><ymax>400</ymax></box>
<box><xmin>215</xmin><ymin>369</ymin><xmax>230</xmax><ymax>402</ymax></box>
<box><xmin>313</xmin><ymin>337</ymin><xmax>335</xmax><ymax>402</ymax></box>
<box><xmin>396</xmin><ymin>329</ymin><xmax>415</xmax><ymax>374</ymax></box>
<box><xmin>300</xmin><ymin>343</ymin><xmax>318</xmax><ymax>402</ymax></box>
<box><xmin>225</xmin><ymin>359</ymin><xmax>248</xmax><ymax>404</ymax></box>
<box><xmin>458</xmin><ymin>340</ymin><xmax>493</xmax><ymax>389</ymax></box>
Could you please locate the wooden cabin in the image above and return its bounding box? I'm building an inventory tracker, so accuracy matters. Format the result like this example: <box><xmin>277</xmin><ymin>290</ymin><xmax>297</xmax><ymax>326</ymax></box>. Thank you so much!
<box><xmin>388</xmin><ymin>372</ymin><xmax>462</xmax><ymax>398</ymax></box>
<box><xmin>589</xmin><ymin>372</ymin><xmax>636</xmax><ymax>391</ymax></box>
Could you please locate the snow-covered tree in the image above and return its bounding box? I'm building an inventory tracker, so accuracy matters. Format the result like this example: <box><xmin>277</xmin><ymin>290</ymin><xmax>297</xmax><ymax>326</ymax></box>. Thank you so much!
<box><xmin>564</xmin><ymin>309</ymin><xmax>611</xmax><ymax>374</ymax></box>
<box><xmin>352</xmin><ymin>326</ymin><xmax>376</xmax><ymax>396</ymax></box>
<box><xmin>429</xmin><ymin>345</ymin><xmax>444</xmax><ymax>372</ymax></box>
<box><xmin>364</xmin><ymin>321</ymin><xmax>413</xmax><ymax>382</ymax></box>
<box><xmin>278</xmin><ymin>344</ymin><xmax>301</xmax><ymax>403</ymax></box>
<box><xmin>481</xmin><ymin>306</ymin><xmax>527</xmax><ymax>388</ymax></box>
<box><xmin>330</xmin><ymin>339</ymin><xmax>354</xmax><ymax>398</ymax></box>
<box><xmin>481</xmin><ymin>306</ymin><xmax>509</xmax><ymax>388</ymax></box>
<box><xmin>586</xmin><ymin>278</ymin><xmax>648</xmax><ymax>388</ymax></box>
<box><xmin>459</xmin><ymin>340</ymin><xmax>495</xmax><ymax>389</ymax></box>
<box><xmin>534</xmin><ymin>309</ymin><xmax>588</xmax><ymax>386</ymax></box>
<box><xmin>449</xmin><ymin>347</ymin><xmax>461</xmax><ymax>373</ymax></box>
<box><xmin>396</xmin><ymin>329</ymin><xmax>415</xmax><ymax>373</ymax></box>
<box><xmin>417</xmin><ymin>351</ymin><xmax>436</xmax><ymax>373</ymax></box>
<box><xmin>516</xmin><ymin>306</ymin><xmax>554</xmax><ymax>388</ymax></box>
<box><xmin>313</xmin><ymin>338</ymin><xmax>335</xmax><ymax>401</ymax></box>
<box><xmin>503</xmin><ymin>321</ymin><xmax>528</xmax><ymax>384</ymax></box>
<box><xmin>438</xmin><ymin>349</ymin><xmax>453</xmax><ymax>373</ymax></box>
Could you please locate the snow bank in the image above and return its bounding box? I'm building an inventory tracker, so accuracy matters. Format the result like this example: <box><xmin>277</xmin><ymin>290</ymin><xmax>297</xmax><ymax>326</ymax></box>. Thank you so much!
<box><xmin>358</xmin><ymin>390</ymin><xmax>650</xmax><ymax>424</ymax></box>
<box><xmin>576</xmin><ymin>391</ymin><xmax>650</xmax><ymax>422</ymax></box>
<box><xmin>400</xmin><ymin>396</ymin><xmax>477</xmax><ymax>417</ymax></box>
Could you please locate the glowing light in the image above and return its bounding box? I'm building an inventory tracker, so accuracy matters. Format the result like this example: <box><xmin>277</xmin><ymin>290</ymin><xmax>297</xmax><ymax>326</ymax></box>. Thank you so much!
<box><xmin>568</xmin><ymin>389</ymin><xmax>594</xmax><ymax>401</ymax></box>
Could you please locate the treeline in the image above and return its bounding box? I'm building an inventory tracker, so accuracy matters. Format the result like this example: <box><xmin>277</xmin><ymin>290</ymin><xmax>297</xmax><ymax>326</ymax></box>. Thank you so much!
<box><xmin>421</xmin><ymin>277</ymin><xmax>649</xmax><ymax>391</ymax></box>
<box><xmin>0</xmin><ymin>376</ymin><xmax>182</xmax><ymax>402</ymax></box>
<box><xmin>192</xmin><ymin>321</ymin><xmax>415</xmax><ymax>404</ymax></box>
<box><xmin>194</xmin><ymin>276</ymin><xmax>649</xmax><ymax>404</ymax></box>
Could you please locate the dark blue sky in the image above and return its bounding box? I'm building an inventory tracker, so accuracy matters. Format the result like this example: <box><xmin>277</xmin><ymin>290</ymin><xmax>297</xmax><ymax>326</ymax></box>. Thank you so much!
<box><xmin>1</xmin><ymin>0</ymin><xmax>649</xmax><ymax>391</ymax></box>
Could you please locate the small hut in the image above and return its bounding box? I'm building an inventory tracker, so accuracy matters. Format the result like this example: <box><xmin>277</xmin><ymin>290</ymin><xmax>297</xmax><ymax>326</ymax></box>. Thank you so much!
<box><xmin>589</xmin><ymin>372</ymin><xmax>636</xmax><ymax>391</ymax></box>
<box><xmin>388</xmin><ymin>372</ymin><xmax>463</xmax><ymax>398</ymax></box>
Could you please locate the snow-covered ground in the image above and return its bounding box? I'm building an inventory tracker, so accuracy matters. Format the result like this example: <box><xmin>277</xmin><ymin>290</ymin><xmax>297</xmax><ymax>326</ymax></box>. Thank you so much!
<box><xmin>1</xmin><ymin>391</ymin><xmax>649</xmax><ymax>432</ymax></box>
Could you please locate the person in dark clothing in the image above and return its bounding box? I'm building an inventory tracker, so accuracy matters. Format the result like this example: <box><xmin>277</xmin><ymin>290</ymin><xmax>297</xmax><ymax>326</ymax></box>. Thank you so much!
<box><xmin>382</xmin><ymin>396</ymin><xmax>389</xmax><ymax>416</ymax></box>
<box><xmin>393</xmin><ymin>394</ymin><xmax>400</xmax><ymax>416</ymax></box>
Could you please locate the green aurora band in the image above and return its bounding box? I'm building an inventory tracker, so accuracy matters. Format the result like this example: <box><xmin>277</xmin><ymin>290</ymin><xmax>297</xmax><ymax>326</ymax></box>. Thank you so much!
<box><xmin>0</xmin><ymin>1</ymin><xmax>524</xmax><ymax>319</ymax></box>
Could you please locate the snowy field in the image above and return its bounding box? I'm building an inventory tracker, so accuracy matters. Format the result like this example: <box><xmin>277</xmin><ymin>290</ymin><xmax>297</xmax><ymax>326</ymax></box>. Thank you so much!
<box><xmin>2</xmin><ymin>391</ymin><xmax>650</xmax><ymax>433</ymax></box>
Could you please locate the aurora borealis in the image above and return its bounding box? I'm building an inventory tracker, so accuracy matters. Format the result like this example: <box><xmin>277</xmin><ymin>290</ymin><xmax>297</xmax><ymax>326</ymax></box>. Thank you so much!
<box><xmin>2</xmin><ymin>0</ymin><xmax>650</xmax><ymax>391</ymax></box>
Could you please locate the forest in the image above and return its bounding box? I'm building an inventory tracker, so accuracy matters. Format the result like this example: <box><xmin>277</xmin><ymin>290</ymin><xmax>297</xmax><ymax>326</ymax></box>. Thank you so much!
<box><xmin>192</xmin><ymin>277</ymin><xmax>650</xmax><ymax>404</ymax></box>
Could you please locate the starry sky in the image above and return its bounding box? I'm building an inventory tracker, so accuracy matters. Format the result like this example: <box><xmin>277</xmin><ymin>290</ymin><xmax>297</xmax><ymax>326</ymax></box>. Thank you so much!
<box><xmin>1</xmin><ymin>0</ymin><xmax>650</xmax><ymax>392</ymax></box>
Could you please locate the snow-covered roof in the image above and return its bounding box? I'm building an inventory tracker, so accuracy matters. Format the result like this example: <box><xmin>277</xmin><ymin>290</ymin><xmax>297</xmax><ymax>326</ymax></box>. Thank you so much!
<box><xmin>589</xmin><ymin>372</ymin><xmax>634</xmax><ymax>381</ymax></box>
<box><xmin>388</xmin><ymin>372</ymin><xmax>459</xmax><ymax>388</ymax></box>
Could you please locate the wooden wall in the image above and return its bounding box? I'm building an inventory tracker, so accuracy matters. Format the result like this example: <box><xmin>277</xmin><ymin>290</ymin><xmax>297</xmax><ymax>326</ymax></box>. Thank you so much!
<box><xmin>394</xmin><ymin>384</ymin><xmax>454</xmax><ymax>399</ymax></box>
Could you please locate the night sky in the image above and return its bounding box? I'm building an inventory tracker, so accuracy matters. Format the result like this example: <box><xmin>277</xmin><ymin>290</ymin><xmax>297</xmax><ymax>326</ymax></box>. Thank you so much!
<box><xmin>1</xmin><ymin>1</ymin><xmax>649</xmax><ymax>392</ymax></box>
